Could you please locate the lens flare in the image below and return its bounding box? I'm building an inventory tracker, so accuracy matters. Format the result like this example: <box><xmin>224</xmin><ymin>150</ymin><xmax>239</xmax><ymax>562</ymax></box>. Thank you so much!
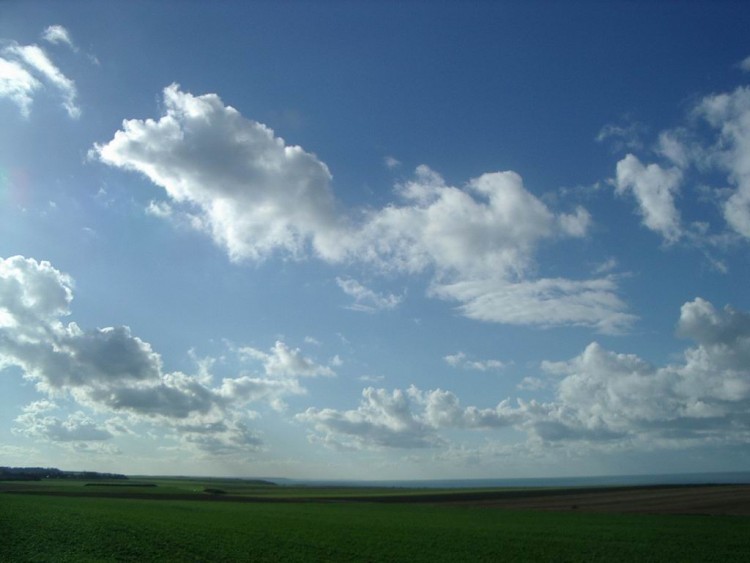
<box><xmin>0</xmin><ymin>168</ymin><xmax>30</xmax><ymax>207</ymax></box>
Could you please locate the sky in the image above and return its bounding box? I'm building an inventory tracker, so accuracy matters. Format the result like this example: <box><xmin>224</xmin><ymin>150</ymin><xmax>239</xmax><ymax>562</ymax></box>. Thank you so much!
<box><xmin>2</xmin><ymin>1</ymin><xmax>750</xmax><ymax>480</ymax></box>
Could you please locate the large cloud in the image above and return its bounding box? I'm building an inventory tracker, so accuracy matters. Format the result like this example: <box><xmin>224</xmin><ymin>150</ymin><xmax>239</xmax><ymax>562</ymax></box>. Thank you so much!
<box><xmin>352</xmin><ymin>166</ymin><xmax>590</xmax><ymax>277</ymax></box>
<box><xmin>94</xmin><ymin>85</ymin><xmax>630</xmax><ymax>332</ymax></box>
<box><xmin>0</xmin><ymin>255</ymin><xmax>313</xmax><ymax>455</ymax></box>
<box><xmin>607</xmin><ymin>85</ymin><xmax>750</xmax><ymax>245</ymax></box>
<box><xmin>537</xmin><ymin>297</ymin><xmax>750</xmax><ymax>446</ymax></box>
<box><xmin>297</xmin><ymin>386</ymin><xmax>523</xmax><ymax>450</ymax></box>
<box><xmin>14</xmin><ymin>401</ymin><xmax>113</xmax><ymax>443</ymax></box>
<box><xmin>94</xmin><ymin>84</ymin><xmax>342</xmax><ymax>262</ymax></box>
<box><xmin>696</xmin><ymin>86</ymin><xmax>750</xmax><ymax>239</ymax></box>
<box><xmin>297</xmin><ymin>387</ymin><xmax>440</xmax><ymax>450</ymax></box>
<box><xmin>300</xmin><ymin>298</ymin><xmax>750</xmax><ymax>452</ymax></box>
<box><xmin>356</xmin><ymin>168</ymin><xmax>631</xmax><ymax>331</ymax></box>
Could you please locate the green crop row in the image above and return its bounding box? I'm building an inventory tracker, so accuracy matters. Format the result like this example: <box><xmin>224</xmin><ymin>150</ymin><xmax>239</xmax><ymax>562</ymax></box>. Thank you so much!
<box><xmin>2</xmin><ymin>492</ymin><xmax>750</xmax><ymax>562</ymax></box>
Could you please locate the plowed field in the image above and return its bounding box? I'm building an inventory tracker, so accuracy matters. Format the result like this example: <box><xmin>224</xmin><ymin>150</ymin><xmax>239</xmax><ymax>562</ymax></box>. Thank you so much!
<box><xmin>450</xmin><ymin>484</ymin><xmax>750</xmax><ymax>515</ymax></box>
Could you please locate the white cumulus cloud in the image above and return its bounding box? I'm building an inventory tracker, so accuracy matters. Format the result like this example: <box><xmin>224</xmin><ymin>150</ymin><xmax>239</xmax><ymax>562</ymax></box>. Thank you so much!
<box><xmin>0</xmin><ymin>255</ymin><xmax>311</xmax><ymax>456</ymax></box>
<box><xmin>14</xmin><ymin>403</ymin><xmax>113</xmax><ymax>443</ymax></box>
<box><xmin>238</xmin><ymin>340</ymin><xmax>336</xmax><ymax>378</ymax></box>
<box><xmin>536</xmin><ymin>297</ymin><xmax>750</xmax><ymax>445</ymax></box>
<box><xmin>695</xmin><ymin>86</ymin><xmax>750</xmax><ymax>239</ymax></box>
<box><xmin>354</xmin><ymin>166</ymin><xmax>590</xmax><ymax>278</ymax></box>
<box><xmin>613</xmin><ymin>85</ymin><xmax>750</xmax><ymax>247</ymax></box>
<box><xmin>615</xmin><ymin>154</ymin><xmax>683</xmax><ymax>243</ymax></box>
<box><xmin>41</xmin><ymin>25</ymin><xmax>75</xmax><ymax>49</ymax></box>
<box><xmin>94</xmin><ymin>85</ymin><xmax>630</xmax><ymax>332</ymax></box>
<box><xmin>297</xmin><ymin>385</ymin><xmax>523</xmax><ymax>450</ymax></box>
<box><xmin>93</xmin><ymin>84</ymin><xmax>342</xmax><ymax>262</ymax></box>
<box><xmin>298</xmin><ymin>298</ymin><xmax>750</xmax><ymax>453</ymax></box>
<box><xmin>296</xmin><ymin>387</ymin><xmax>441</xmax><ymax>450</ymax></box>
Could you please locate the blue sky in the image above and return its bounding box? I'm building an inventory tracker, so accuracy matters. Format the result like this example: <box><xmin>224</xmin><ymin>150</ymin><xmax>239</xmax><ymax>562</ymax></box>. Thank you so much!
<box><xmin>2</xmin><ymin>1</ymin><xmax>750</xmax><ymax>479</ymax></box>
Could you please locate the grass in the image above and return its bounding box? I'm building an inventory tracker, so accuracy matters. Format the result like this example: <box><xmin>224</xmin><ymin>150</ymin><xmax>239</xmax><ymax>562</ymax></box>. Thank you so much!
<box><xmin>2</xmin><ymin>479</ymin><xmax>749</xmax><ymax>561</ymax></box>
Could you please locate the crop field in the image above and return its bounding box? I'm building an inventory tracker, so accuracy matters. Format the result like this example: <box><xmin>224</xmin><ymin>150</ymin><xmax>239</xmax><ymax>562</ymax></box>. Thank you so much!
<box><xmin>2</xmin><ymin>478</ymin><xmax>750</xmax><ymax>562</ymax></box>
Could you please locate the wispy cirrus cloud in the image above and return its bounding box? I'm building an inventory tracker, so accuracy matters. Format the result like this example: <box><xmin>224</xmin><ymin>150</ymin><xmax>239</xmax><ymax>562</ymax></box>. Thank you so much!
<box><xmin>430</xmin><ymin>276</ymin><xmax>633</xmax><ymax>334</ymax></box>
<box><xmin>0</xmin><ymin>58</ymin><xmax>41</xmax><ymax>117</ymax></box>
<box><xmin>336</xmin><ymin>277</ymin><xmax>402</xmax><ymax>313</ymax></box>
<box><xmin>0</xmin><ymin>27</ymin><xmax>80</xmax><ymax>118</ymax></box>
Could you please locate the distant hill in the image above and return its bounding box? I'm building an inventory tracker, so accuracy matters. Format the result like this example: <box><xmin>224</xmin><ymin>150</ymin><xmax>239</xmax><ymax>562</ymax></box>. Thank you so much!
<box><xmin>0</xmin><ymin>466</ymin><xmax>127</xmax><ymax>481</ymax></box>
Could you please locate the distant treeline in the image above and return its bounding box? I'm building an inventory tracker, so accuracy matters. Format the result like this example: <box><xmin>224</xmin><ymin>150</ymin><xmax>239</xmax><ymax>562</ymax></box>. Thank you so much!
<box><xmin>0</xmin><ymin>466</ymin><xmax>128</xmax><ymax>481</ymax></box>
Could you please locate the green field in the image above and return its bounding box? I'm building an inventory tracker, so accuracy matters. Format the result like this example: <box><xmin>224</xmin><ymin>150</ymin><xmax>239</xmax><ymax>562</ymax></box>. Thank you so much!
<box><xmin>2</xmin><ymin>478</ymin><xmax>749</xmax><ymax>562</ymax></box>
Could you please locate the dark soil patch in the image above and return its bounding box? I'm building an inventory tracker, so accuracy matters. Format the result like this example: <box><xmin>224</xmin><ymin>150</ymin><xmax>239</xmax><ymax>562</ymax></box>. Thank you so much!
<box><xmin>449</xmin><ymin>484</ymin><xmax>750</xmax><ymax>516</ymax></box>
<box><xmin>84</xmin><ymin>483</ymin><xmax>157</xmax><ymax>487</ymax></box>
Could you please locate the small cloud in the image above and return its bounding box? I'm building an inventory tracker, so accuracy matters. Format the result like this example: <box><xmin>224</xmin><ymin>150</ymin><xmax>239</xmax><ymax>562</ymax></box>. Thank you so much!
<box><xmin>337</xmin><ymin>333</ymin><xmax>351</xmax><ymax>347</ymax></box>
<box><xmin>593</xmin><ymin>258</ymin><xmax>618</xmax><ymax>275</ymax></box>
<box><xmin>41</xmin><ymin>25</ymin><xmax>99</xmax><ymax>65</ymax></box>
<box><xmin>516</xmin><ymin>376</ymin><xmax>547</xmax><ymax>391</ymax></box>
<box><xmin>596</xmin><ymin>119</ymin><xmax>647</xmax><ymax>152</ymax></box>
<box><xmin>105</xmin><ymin>417</ymin><xmax>136</xmax><ymax>436</ymax></box>
<box><xmin>444</xmin><ymin>352</ymin><xmax>467</xmax><ymax>368</ymax></box>
<box><xmin>614</xmin><ymin>154</ymin><xmax>683</xmax><ymax>244</ymax></box>
<box><xmin>41</xmin><ymin>25</ymin><xmax>76</xmax><ymax>50</ymax></box>
<box><xmin>444</xmin><ymin>351</ymin><xmax>506</xmax><ymax>371</ymax></box>
<box><xmin>738</xmin><ymin>55</ymin><xmax>750</xmax><ymax>73</ymax></box>
<box><xmin>336</xmin><ymin>277</ymin><xmax>403</xmax><ymax>313</ymax></box>
<box><xmin>270</xmin><ymin>398</ymin><xmax>288</xmax><ymax>412</ymax></box>
<box><xmin>238</xmin><ymin>340</ymin><xmax>336</xmax><ymax>378</ymax></box>
<box><xmin>358</xmin><ymin>374</ymin><xmax>385</xmax><ymax>383</ymax></box>
<box><xmin>384</xmin><ymin>156</ymin><xmax>401</xmax><ymax>169</ymax></box>
<box><xmin>81</xmin><ymin>226</ymin><xmax>99</xmax><ymax>239</ymax></box>
<box><xmin>146</xmin><ymin>200</ymin><xmax>173</xmax><ymax>218</ymax></box>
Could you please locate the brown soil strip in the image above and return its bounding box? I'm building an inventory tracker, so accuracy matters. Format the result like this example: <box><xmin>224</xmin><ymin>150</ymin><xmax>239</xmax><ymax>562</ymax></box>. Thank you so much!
<box><xmin>447</xmin><ymin>485</ymin><xmax>750</xmax><ymax>516</ymax></box>
<box><xmin>4</xmin><ymin>484</ymin><xmax>750</xmax><ymax>515</ymax></box>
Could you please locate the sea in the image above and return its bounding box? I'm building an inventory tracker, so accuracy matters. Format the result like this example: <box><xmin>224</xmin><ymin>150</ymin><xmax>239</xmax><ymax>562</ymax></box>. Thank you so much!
<box><xmin>271</xmin><ymin>471</ymin><xmax>750</xmax><ymax>489</ymax></box>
